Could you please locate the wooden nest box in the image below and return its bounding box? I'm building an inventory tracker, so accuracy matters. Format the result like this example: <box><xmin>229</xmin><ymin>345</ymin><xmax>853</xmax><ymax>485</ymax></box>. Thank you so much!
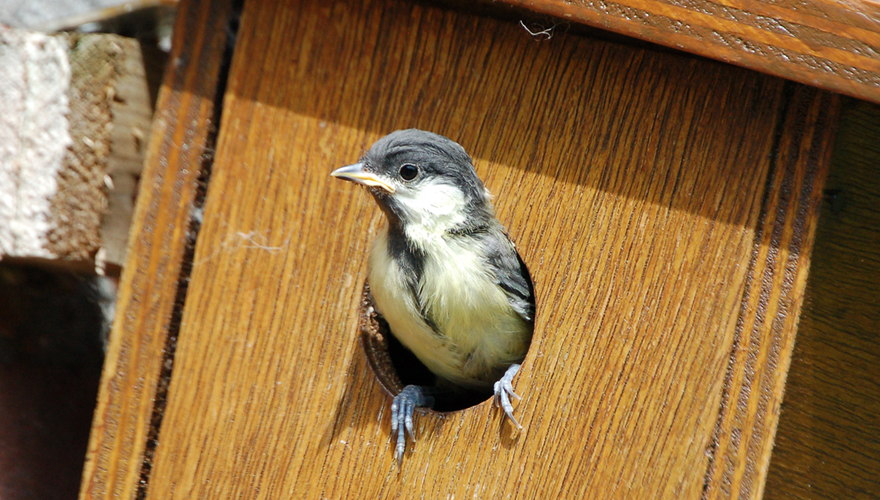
<box><xmin>81</xmin><ymin>0</ymin><xmax>880</xmax><ymax>498</ymax></box>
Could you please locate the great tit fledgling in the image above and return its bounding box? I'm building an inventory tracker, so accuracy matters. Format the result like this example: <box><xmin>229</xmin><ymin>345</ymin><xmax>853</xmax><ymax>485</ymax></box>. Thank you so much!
<box><xmin>331</xmin><ymin>129</ymin><xmax>534</xmax><ymax>463</ymax></box>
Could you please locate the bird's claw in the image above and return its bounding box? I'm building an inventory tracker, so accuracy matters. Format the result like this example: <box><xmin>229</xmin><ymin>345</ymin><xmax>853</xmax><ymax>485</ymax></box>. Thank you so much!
<box><xmin>494</xmin><ymin>364</ymin><xmax>523</xmax><ymax>429</ymax></box>
<box><xmin>390</xmin><ymin>385</ymin><xmax>434</xmax><ymax>465</ymax></box>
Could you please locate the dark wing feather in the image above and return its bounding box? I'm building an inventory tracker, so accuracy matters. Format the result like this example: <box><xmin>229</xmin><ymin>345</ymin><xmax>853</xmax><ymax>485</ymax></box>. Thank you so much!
<box><xmin>481</xmin><ymin>232</ymin><xmax>535</xmax><ymax>324</ymax></box>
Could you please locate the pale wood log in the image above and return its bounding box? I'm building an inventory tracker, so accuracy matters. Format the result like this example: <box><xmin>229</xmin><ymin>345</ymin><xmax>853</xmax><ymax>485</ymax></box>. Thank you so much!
<box><xmin>0</xmin><ymin>29</ymin><xmax>153</xmax><ymax>271</ymax></box>
<box><xmin>0</xmin><ymin>28</ymin><xmax>75</xmax><ymax>261</ymax></box>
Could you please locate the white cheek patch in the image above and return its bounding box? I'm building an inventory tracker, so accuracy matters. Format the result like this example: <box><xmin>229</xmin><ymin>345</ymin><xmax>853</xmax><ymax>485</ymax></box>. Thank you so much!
<box><xmin>394</xmin><ymin>179</ymin><xmax>467</xmax><ymax>243</ymax></box>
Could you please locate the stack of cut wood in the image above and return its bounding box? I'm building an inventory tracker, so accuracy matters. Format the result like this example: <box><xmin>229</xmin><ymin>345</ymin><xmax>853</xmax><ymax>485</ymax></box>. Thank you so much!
<box><xmin>0</xmin><ymin>28</ymin><xmax>153</xmax><ymax>274</ymax></box>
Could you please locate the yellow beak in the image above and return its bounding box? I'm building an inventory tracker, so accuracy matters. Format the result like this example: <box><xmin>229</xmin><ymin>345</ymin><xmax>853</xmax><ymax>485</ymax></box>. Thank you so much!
<box><xmin>331</xmin><ymin>163</ymin><xmax>396</xmax><ymax>193</ymax></box>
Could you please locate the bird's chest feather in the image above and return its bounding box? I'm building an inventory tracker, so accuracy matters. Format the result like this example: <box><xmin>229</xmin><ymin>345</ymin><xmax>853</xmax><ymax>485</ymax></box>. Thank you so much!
<box><xmin>368</xmin><ymin>227</ymin><xmax>524</xmax><ymax>386</ymax></box>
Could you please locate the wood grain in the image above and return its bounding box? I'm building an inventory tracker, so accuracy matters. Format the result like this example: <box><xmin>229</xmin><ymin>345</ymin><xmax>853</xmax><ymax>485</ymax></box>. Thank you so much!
<box><xmin>78</xmin><ymin>0</ymin><xmax>232</xmax><ymax>498</ymax></box>
<box><xmin>764</xmin><ymin>98</ymin><xmax>880</xmax><ymax>500</ymax></box>
<box><xmin>103</xmin><ymin>35</ymin><xmax>155</xmax><ymax>269</ymax></box>
<box><xmin>500</xmin><ymin>0</ymin><xmax>880</xmax><ymax>104</ymax></box>
<box><xmin>121</xmin><ymin>0</ymin><xmax>837</xmax><ymax>498</ymax></box>
<box><xmin>701</xmin><ymin>84</ymin><xmax>840</xmax><ymax>500</ymax></box>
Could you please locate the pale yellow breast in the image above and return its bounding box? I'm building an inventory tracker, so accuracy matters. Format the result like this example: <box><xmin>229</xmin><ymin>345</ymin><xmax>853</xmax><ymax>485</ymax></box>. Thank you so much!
<box><xmin>368</xmin><ymin>227</ymin><xmax>529</xmax><ymax>387</ymax></box>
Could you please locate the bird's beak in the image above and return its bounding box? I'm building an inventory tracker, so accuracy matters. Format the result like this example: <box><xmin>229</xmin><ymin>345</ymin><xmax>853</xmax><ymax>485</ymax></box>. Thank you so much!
<box><xmin>331</xmin><ymin>163</ymin><xmax>396</xmax><ymax>193</ymax></box>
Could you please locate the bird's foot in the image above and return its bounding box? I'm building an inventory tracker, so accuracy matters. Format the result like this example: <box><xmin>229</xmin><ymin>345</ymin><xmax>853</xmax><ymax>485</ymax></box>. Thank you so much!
<box><xmin>390</xmin><ymin>385</ymin><xmax>435</xmax><ymax>465</ymax></box>
<box><xmin>494</xmin><ymin>363</ymin><xmax>523</xmax><ymax>429</ymax></box>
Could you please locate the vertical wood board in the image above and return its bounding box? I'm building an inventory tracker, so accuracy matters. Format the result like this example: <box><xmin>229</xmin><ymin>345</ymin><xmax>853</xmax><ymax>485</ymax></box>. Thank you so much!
<box><xmin>79</xmin><ymin>0</ymin><xmax>232</xmax><ymax>498</ymax></box>
<box><xmin>764</xmin><ymin>98</ymin><xmax>880</xmax><ymax>500</ymax></box>
<box><xmin>702</xmin><ymin>85</ymin><xmax>840</xmax><ymax>500</ymax></box>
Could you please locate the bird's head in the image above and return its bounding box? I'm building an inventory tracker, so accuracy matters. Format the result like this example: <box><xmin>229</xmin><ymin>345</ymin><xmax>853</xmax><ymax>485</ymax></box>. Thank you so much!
<box><xmin>332</xmin><ymin>129</ymin><xmax>495</xmax><ymax>237</ymax></box>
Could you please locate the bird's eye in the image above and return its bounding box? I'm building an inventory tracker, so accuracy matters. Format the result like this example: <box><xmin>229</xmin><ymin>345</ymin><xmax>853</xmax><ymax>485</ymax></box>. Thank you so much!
<box><xmin>399</xmin><ymin>164</ymin><xmax>419</xmax><ymax>181</ymax></box>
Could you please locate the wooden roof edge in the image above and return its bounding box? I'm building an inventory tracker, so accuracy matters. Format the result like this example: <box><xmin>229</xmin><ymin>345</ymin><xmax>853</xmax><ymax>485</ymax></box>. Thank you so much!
<box><xmin>494</xmin><ymin>0</ymin><xmax>880</xmax><ymax>104</ymax></box>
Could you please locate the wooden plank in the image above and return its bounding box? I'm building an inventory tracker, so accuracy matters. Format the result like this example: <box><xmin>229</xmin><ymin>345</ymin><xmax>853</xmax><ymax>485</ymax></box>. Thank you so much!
<box><xmin>499</xmin><ymin>0</ymin><xmax>880</xmax><ymax>104</ymax></box>
<box><xmin>0</xmin><ymin>29</ymin><xmax>82</xmax><ymax>264</ymax></box>
<box><xmin>764</xmin><ymin>97</ymin><xmax>880</xmax><ymax>500</ymax></box>
<box><xmin>702</xmin><ymin>84</ymin><xmax>839</xmax><ymax>500</ymax></box>
<box><xmin>102</xmin><ymin>35</ymin><xmax>156</xmax><ymax>270</ymax></box>
<box><xmin>134</xmin><ymin>0</ymin><xmax>837</xmax><ymax>498</ymax></box>
<box><xmin>0</xmin><ymin>31</ymin><xmax>154</xmax><ymax>273</ymax></box>
<box><xmin>78</xmin><ymin>0</ymin><xmax>233</xmax><ymax>498</ymax></box>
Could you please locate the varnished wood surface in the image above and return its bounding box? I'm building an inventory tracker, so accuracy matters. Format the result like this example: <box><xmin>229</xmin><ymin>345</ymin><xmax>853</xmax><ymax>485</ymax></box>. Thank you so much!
<box><xmin>109</xmin><ymin>0</ymin><xmax>838</xmax><ymax>498</ymax></box>
<box><xmin>702</xmin><ymin>84</ymin><xmax>839</xmax><ymax>500</ymax></box>
<box><xmin>78</xmin><ymin>0</ymin><xmax>232</xmax><ymax>498</ymax></box>
<box><xmin>500</xmin><ymin>0</ymin><xmax>880</xmax><ymax>104</ymax></box>
<box><xmin>764</xmin><ymin>98</ymin><xmax>880</xmax><ymax>500</ymax></box>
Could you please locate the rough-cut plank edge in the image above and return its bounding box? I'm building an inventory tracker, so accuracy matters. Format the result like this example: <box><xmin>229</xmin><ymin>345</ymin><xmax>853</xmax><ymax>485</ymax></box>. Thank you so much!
<box><xmin>501</xmin><ymin>0</ymin><xmax>880</xmax><ymax>104</ymax></box>
<box><xmin>102</xmin><ymin>35</ymin><xmax>155</xmax><ymax>269</ymax></box>
<box><xmin>78</xmin><ymin>0</ymin><xmax>233</xmax><ymax>499</ymax></box>
<box><xmin>702</xmin><ymin>85</ymin><xmax>840</xmax><ymax>500</ymax></box>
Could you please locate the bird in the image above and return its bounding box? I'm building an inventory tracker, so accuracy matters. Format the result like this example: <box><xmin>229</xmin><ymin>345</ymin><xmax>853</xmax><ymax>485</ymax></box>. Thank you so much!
<box><xmin>331</xmin><ymin>129</ymin><xmax>534</xmax><ymax>464</ymax></box>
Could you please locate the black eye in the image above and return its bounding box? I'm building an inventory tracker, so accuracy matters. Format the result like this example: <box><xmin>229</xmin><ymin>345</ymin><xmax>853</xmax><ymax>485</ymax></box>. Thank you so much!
<box><xmin>399</xmin><ymin>164</ymin><xmax>419</xmax><ymax>181</ymax></box>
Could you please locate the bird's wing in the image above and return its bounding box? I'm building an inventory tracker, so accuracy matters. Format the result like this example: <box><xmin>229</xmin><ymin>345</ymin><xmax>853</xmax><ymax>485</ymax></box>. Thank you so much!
<box><xmin>482</xmin><ymin>233</ymin><xmax>535</xmax><ymax>324</ymax></box>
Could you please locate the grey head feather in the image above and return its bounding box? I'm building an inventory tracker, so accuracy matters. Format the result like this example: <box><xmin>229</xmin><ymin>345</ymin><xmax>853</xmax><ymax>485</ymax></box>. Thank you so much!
<box><xmin>362</xmin><ymin>129</ymin><xmax>494</xmax><ymax>233</ymax></box>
